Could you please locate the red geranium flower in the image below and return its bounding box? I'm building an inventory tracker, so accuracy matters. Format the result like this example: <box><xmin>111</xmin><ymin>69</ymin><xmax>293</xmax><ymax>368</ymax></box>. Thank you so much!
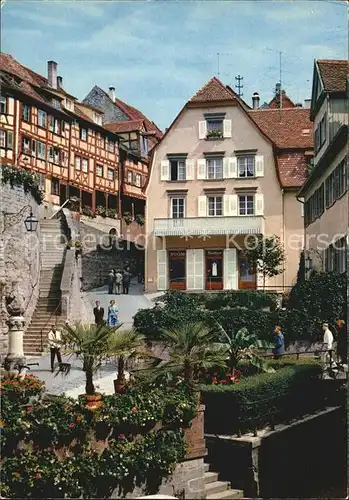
<box><xmin>119</xmin><ymin>433</ymin><xmax>126</xmax><ymax>439</ymax></box>
<box><xmin>69</xmin><ymin>422</ymin><xmax>76</xmax><ymax>429</ymax></box>
<box><xmin>35</xmin><ymin>473</ymin><xmax>41</xmax><ymax>479</ymax></box>
<box><xmin>13</xmin><ymin>472</ymin><xmax>20</xmax><ymax>478</ymax></box>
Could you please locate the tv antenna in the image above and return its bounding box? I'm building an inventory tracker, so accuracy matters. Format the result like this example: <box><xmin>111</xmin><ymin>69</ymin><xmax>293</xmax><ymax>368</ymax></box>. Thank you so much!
<box><xmin>279</xmin><ymin>51</ymin><xmax>283</xmax><ymax>110</ymax></box>
<box><xmin>235</xmin><ymin>75</ymin><xmax>244</xmax><ymax>97</ymax></box>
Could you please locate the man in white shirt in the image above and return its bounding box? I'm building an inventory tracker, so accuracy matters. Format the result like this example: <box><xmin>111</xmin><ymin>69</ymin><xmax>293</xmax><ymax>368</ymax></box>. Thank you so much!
<box><xmin>322</xmin><ymin>323</ymin><xmax>334</xmax><ymax>366</ymax></box>
<box><xmin>48</xmin><ymin>325</ymin><xmax>62</xmax><ymax>373</ymax></box>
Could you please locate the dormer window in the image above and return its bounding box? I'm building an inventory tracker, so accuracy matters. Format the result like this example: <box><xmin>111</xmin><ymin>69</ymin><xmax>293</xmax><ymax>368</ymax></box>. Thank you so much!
<box><xmin>51</xmin><ymin>98</ymin><xmax>61</xmax><ymax>109</ymax></box>
<box><xmin>141</xmin><ymin>135</ymin><xmax>148</xmax><ymax>156</ymax></box>
<box><xmin>199</xmin><ymin>113</ymin><xmax>232</xmax><ymax>140</ymax></box>
<box><xmin>65</xmin><ymin>99</ymin><xmax>74</xmax><ymax>111</ymax></box>
<box><xmin>93</xmin><ymin>112</ymin><xmax>102</xmax><ymax>125</ymax></box>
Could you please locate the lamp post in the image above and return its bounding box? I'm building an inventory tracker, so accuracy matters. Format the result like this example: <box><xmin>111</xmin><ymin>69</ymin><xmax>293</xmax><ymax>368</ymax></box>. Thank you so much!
<box><xmin>1</xmin><ymin>205</ymin><xmax>39</xmax><ymax>372</ymax></box>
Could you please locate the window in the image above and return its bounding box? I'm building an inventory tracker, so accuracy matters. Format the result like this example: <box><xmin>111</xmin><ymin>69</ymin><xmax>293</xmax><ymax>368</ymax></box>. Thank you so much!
<box><xmin>100</xmin><ymin>136</ymin><xmax>105</xmax><ymax>149</ymax></box>
<box><xmin>37</xmin><ymin>142</ymin><xmax>46</xmax><ymax>159</ymax></box>
<box><xmin>51</xmin><ymin>98</ymin><xmax>61</xmax><ymax>109</ymax></box>
<box><xmin>51</xmin><ymin>177</ymin><xmax>60</xmax><ymax>196</ymax></box>
<box><xmin>314</xmin><ymin>113</ymin><xmax>327</xmax><ymax>154</ymax></box>
<box><xmin>38</xmin><ymin>109</ymin><xmax>47</xmax><ymax>128</ymax></box>
<box><xmin>93</xmin><ymin>112</ymin><xmax>102</xmax><ymax>125</ymax></box>
<box><xmin>135</xmin><ymin>173</ymin><xmax>141</xmax><ymax>187</ymax></box>
<box><xmin>82</xmin><ymin>158</ymin><xmax>88</xmax><ymax>173</ymax></box>
<box><xmin>107</xmin><ymin>168</ymin><xmax>114</xmax><ymax>181</ymax></box>
<box><xmin>238</xmin><ymin>156</ymin><xmax>255</xmax><ymax>177</ymax></box>
<box><xmin>127</xmin><ymin>170</ymin><xmax>133</xmax><ymax>184</ymax></box>
<box><xmin>206</xmin><ymin>158</ymin><xmax>223</xmax><ymax>179</ymax></box>
<box><xmin>31</xmin><ymin>139</ymin><xmax>36</xmax><ymax>156</ymax></box>
<box><xmin>22</xmin><ymin>104</ymin><xmax>31</xmax><ymax>122</ymax></box>
<box><xmin>75</xmin><ymin>156</ymin><xmax>81</xmax><ymax>170</ymax></box>
<box><xmin>48</xmin><ymin>146</ymin><xmax>60</xmax><ymax>164</ymax></box>
<box><xmin>59</xmin><ymin>150</ymin><xmax>66</xmax><ymax>164</ymax></box>
<box><xmin>6</xmin><ymin>131</ymin><xmax>13</xmax><ymax>150</ymax></box>
<box><xmin>141</xmin><ymin>135</ymin><xmax>148</xmax><ymax>156</ymax></box>
<box><xmin>80</xmin><ymin>128</ymin><xmax>87</xmax><ymax>141</ymax></box>
<box><xmin>325</xmin><ymin>237</ymin><xmax>347</xmax><ymax>274</ymax></box>
<box><xmin>0</xmin><ymin>131</ymin><xmax>5</xmax><ymax>148</ymax></box>
<box><xmin>325</xmin><ymin>158</ymin><xmax>347</xmax><ymax>208</ymax></box>
<box><xmin>49</xmin><ymin>116</ymin><xmax>61</xmax><ymax>134</ymax></box>
<box><xmin>208</xmin><ymin>196</ymin><xmax>222</xmax><ymax>216</ymax></box>
<box><xmin>304</xmin><ymin>183</ymin><xmax>324</xmax><ymax>226</ymax></box>
<box><xmin>238</xmin><ymin>195</ymin><xmax>254</xmax><ymax>216</ymax></box>
<box><xmin>207</xmin><ymin>120</ymin><xmax>223</xmax><ymax>134</ymax></box>
<box><xmin>108</xmin><ymin>140</ymin><xmax>115</xmax><ymax>153</ymax></box>
<box><xmin>22</xmin><ymin>136</ymin><xmax>31</xmax><ymax>153</ymax></box>
<box><xmin>0</xmin><ymin>96</ymin><xmax>6</xmax><ymax>114</ymax></box>
<box><xmin>170</xmin><ymin>159</ymin><xmax>186</xmax><ymax>181</ymax></box>
<box><xmin>65</xmin><ymin>99</ymin><xmax>74</xmax><ymax>111</ymax></box>
<box><xmin>96</xmin><ymin>164</ymin><xmax>103</xmax><ymax>177</ymax></box>
<box><xmin>171</xmin><ymin>198</ymin><xmax>185</xmax><ymax>219</ymax></box>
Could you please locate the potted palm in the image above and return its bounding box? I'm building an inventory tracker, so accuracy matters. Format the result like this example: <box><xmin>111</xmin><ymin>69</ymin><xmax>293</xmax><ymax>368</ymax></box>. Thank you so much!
<box><xmin>58</xmin><ymin>322</ymin><xmax>123</xmax><ymax>409</ymax></box>
<box><xmin>107</xmin><ymin>329</ymin><xmax>148</xmax><ymax>393</ymax></box>
<box><xmin>155</xmin><ymin>322</ymin><xmax>227</xmax><ymax>459</ymax></box>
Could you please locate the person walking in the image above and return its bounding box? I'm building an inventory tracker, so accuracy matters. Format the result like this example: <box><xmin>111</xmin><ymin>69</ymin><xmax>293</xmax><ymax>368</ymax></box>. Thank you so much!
<box><xmin>272</xmin><ymin>326</ymin><xmax>285</xmax><ymax>360</ymax></box>
<box><xmin>107</xmin><ymin>300</ymin><xmax>119</xmax><ymax>328</ymax></box>
<box><xmin>48</xmin><ymin>325</ymin><xmax>62</xmax><ymax>372</ymax></box>
<box><xmin>114</xmin><ymin>269</ymin><xmax>123</xmax><ymax>295</ymax></box>
<box><xmin>93</xmin><ymin>300</ymin><xmax>105</xmax><ymax>325</ymax></box>
<box><xmin>108</xmin><ymin>269</ymin><xmax>114</xmax><ymax>294</ymax></box>
<box><xmin>122</xmin><ymin>267</ymin><xmax>131</xmax><ymax>295</ymax></box>
<box><xmin>322</xmin><ymin>323</ymin><xmax>334</xmax><ymax>367</ymax></box>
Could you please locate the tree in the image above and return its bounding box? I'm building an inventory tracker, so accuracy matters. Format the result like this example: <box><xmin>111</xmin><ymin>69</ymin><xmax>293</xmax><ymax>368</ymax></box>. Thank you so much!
<box><xmin>154</xmin><ymin>322</ymin><xmax>227</xmax><ymax>386</ymax></box>
<box><xmin>295</xmin><ymin>250</ymin><xmax>306</xmax><ymax>286</ymax></box>
<box><xmin>215</xmin><ymin>324</ymin><xmax>275</xmax><ymax>373</ymax></box>
<box><xmin>58</xmin><ymin>322</ymin><xmax>122</xmax><ymax>395</ymax></box>
<box><xmin>244</xmin><ymin>234</ymin><xmax>285</xmax><ymax>291</ymax></box>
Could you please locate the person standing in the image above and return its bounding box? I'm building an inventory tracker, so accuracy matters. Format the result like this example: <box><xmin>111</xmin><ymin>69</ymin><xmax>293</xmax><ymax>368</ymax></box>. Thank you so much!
<box><xmin>322</xmin><ymin>323</ymin><xmax>334</xmax><ymax>366</ymax></box>
<box><xmin>93</xmin><ymin>300</ymin><xmax>104</xmax><ymax>325</ymax></box>
<box><xmin>108</xmin><ymin>300</ymin><xmax>119</xmax><ymax>328</ymax></box>
<box><xmin>48</xmin><ymin>325</ymin><xmax>62</xmax><ymax>373</ymax></box>
<box><xmin>108</xmin><ymin>269</ymin><xmax>114</xmax><ymax>294</ymax></box>
<box><xmin>122</xmin><ymin>267</ymin><xmax>131</xmax><ymax>295</ymax></box>
<box><xmin>114</xmin><ymin>269</ymin><xmax>123</xmax><ymax>295</ymax></box>
<box><xmin>272</xmin><ymin>326</ymin><xmax>285</xmax><ymax>360</ymax></box>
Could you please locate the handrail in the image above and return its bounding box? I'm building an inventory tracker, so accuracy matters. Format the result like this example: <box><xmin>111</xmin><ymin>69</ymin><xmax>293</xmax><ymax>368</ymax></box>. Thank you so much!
<box><xmin>49</xmin><ymin>197</ymin><xmax>79</xmax><ymax>219</ymax></box>
<box><xmin>40</xmin><ymin>297</ymin><xmax>63</xmax><ymax>352</ymax></box>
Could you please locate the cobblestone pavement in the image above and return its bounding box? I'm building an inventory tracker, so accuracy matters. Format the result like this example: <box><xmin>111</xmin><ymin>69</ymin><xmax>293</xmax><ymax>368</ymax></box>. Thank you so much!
<box><xmin>27</xmin><ymin>280</ymin><xmax>153</xmax><ymax>395</ymax></box>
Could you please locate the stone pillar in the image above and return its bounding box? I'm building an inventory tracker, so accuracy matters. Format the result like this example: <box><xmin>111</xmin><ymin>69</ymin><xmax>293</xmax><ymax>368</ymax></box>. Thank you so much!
<box><xmin>4</xmin><ymin>314</ymin><xmax>26</xmax><ymax>370</ymax></box>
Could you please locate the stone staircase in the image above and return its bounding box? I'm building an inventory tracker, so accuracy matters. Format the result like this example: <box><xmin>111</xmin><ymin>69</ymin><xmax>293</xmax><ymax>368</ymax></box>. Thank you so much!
<box><xmin>204</xmin><ymin>463</ymin><xmax>243</xmax><ymax>499</ymax></box>
<box><xmin>24</xmin><ymin>219</ymin><xmax>66</xmax><ymax>356</ymax></box>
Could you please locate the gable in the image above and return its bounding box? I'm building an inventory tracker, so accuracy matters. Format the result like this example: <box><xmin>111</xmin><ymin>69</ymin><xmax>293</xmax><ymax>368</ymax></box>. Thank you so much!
<box><xmin>310</xmin><ymin>62</ymin><xmax>325</xmax><ymax>119</ymax></box>
<box><xmin>83</xmin><ymin>86</ymin><xmax>128</xmax><ymax>123</ymax></box>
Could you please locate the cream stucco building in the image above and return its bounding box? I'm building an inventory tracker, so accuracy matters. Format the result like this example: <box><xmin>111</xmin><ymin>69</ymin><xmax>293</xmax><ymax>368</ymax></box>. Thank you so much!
<box><xmin>299</xmin><ymin>59</ymin><xmax>348</xmax><ymax>274</ymax></box>
<box><xmin>145</xmin><ymin>78</ymin><xmax>313</xmax><ymax>293</ymax></box>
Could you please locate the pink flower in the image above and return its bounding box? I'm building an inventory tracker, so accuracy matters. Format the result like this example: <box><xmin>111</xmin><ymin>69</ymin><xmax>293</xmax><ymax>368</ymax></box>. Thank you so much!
<box><xmin>131</xmin><ymin>407</ymin><xmax>137</xmax><ymax>413</ymax></box>
<box><xmin>119</xmin><ymin>433</ymin><xmax>126</xmax><ymax>439</ymax></box>
<box><xmin>69</xmin><ymin>422</ymin><xmax>76</xmax><ymax>429</ymax></box>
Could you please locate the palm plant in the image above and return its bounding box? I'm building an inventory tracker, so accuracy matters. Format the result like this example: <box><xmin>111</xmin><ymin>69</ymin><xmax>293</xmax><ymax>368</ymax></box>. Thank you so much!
<box><xmin>215</xmin><ymin>324</ymin><xmax>275</xmax><ymax>373</ymax></box>
<box><xmin>154</xmin><ymin>322</ymin><xmax>227</xmax><ymax>386</ymax></box>
<box><xmin>59</xmin><ymin>322</ymin><xmax>123</xmax><ymax>395</ymax></box>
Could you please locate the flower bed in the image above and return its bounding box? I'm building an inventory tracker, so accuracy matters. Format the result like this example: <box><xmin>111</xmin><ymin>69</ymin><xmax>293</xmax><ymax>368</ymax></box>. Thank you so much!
<box><xmin>1</xmin><ymin>382</ymin><xmax>197</xmax><ymax>499</ymax></box>
<box><xmin>201</xmin><ymin>360</ymin><xmax>323</xmax><ymax>436</ymax></box>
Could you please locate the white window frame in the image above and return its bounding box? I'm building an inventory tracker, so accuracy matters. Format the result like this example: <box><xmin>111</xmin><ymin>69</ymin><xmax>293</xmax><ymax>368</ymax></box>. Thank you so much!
<box><xmin>135</xmin><ymin>173</ymin><xmax>141</xmax><ymax>187</ymax></box>
<box><xmin>171</xmin><ymin>197</ymin><xmax>185</xmax><ymax>219</ymax></box>
<box><xmin>93</xmin><ymin>112</ymin><xmax>102</xmax><ymax>125</ymax></box>
<box><xmin>22</xmin><ymin>136</ymin><xmax>31</xmax><ymax>153</ymax></box>
<box><xmin>170</xmin><ymin>158</ymin><xmax>186</xmax><ymax>181</ymax></box>
<box><xmin>37</xmin><ymin>141</ymin><xmax>46</xmax><ymax>160</ymax></box>
<box><xmin>107</xmin><ymin>168</ymin><xmax>114</xmax><ymax>181</ymax></box>
<box><xmin>0</xmin><ymin>96</ymin><xmax>6</xmax><ymax>114</ymax></box>
<box><xmin>82</xmin><ymin>158</ymin><xmax>88</xmax><ymax>173</ymax></box>
<box><xmin>22</xmin><ymin>104</ymin><xmax>30</xmax><ymax>122</ymax></box>
<box><xmin>96</xmin><ymin>164</ymin><xmax>103</xmax><ymax>177</ymax></box>
<box><xmin>238</xmin><ymin>155</ymin><xmax>255</xmax><ymax>178</ymax></box>
<box><xmin>207</xmin><ymin>119</ymin><xmax>223</xmax><ymax>134</ymax></box>
<box><xmin>108</xmin><ymin>140</ymin><xmax>114</xmax><ymax>153</ymax></box>
<box><xmin>208</xmin><ymin>196</ymin><xmax>223</xmax><ymax>216</ymax></box>
<box><xmin>127</xmin><ymin>170</ymin><xmax>133</xmax><ymax>184</ymax></box>
<box><xmin>80</xmin><ymin>128</ymin><xmax>87</xmax><ymax>141</ymax></box>
<box><xmin>238</xmin><ymin>194</ymin><xmax>254</xmax><ymax>216</ymax></box>
<box><xmin>206</xmin><ymin>158</ymin><xmax>223</xmax><ymax>179</ymax></box>
<box><xmin>49</xmin><ymin>146</ymin><xmax>59</xmax><ymax>164</ymax></box>
<box><xmin>38</xmin><ymin>109</ymin><xmax>47</xmax><ymax>128</ymax></box>
<box><xmin>75</xmin><ymin>156</ymin><xmax>81</xmax><ymax>170</ymax></box>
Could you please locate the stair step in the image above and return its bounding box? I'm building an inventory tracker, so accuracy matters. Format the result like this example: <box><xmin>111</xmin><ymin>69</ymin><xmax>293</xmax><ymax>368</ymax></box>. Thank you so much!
<box><xmin>204</xmin><ymin>463</ymin><xmax>210</xmax><ymax>473</ymax></box>
<box><xmin>206</xmin><ymin>489</ymin><xmax>244</xmax><ymax>500</ymax></box>
<box><xmin>205</xmin><ymin>472</ymin><xmax>219</xmax><ymax>484</ymax></box>
<box><xmin>205</xmin><ymin>481</ymin><xmax>231</xmax><ymax>496</ymax></box>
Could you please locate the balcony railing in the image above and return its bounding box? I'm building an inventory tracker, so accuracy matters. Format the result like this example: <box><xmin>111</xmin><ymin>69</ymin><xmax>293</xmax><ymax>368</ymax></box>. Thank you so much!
<box><xmin>153</xmin><ymin>216</ymin><xmax>264</xmax><ymax>236</ymax></box>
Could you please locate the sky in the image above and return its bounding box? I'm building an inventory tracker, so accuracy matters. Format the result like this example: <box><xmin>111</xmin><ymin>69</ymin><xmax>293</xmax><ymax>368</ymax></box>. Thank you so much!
<box><xmin>2</xmin><ymin>0</ymin><xmax>348</xmax><ymax>130</ymax></box>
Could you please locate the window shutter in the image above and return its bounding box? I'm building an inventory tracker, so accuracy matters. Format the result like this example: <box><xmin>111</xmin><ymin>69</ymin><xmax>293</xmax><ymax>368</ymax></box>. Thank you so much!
<box><xmin>225</xmin><ymin>157</ymin><xmax>237</xmax><ymax>178</ymax></box>
<box><xmin>255</xmin><ymin>194</ymin><xmax>264</xmax><ymax>216</ymax></box>
<box><xmin>187</xmin><ymin>249</ymin><xmax>204</xmax><ymax>290</ymax></box>
<box><xmin>186</xmin><ymin>159</ymin><xmax>194</xmax><ymax>180</ymax></box>
<box><xmin>197</xmin><ymin>159</ymin><xmax>207</xmax><ymax>180</ymax></box>
<box><xmin>157</xmin><ymin>250</ymin><xmax>168</xmax><ymax>291</ymax></box>
<box><xmin>223</xmin><ymin>248</ymin><xmax>238</xmax><ymax>290</ymax></box>
<box><xmin>255</xmin><ymin>155</ymin><xmax>264</xmax><ymax>177</ymax></box>
<box><xmin>198</xmin><ymin>121</ymin><xmax>207</xmax><ymax>140</ymax></box>
<box><xmin>223</xmin><ymin>119</ymin><xmax>232</xmax><ymax>138</ymax></box>
<box><xmin>198</xmin><ymin>196</ymin><xmax>207</xmax><ymax>217</ymax></box>
<box><xmin>160</xmin><ymin>160</ymin><xmax>169</xmax><ymax>181</ymax></box>
<box><xmin>224</xmin><ymin>195</ymin><xmax>238</xmax><ymax>216</ymax></box>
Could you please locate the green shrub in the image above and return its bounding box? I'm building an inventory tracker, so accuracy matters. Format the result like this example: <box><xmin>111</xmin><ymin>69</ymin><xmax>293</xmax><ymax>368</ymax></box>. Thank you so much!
<box><xmin>205</xmin><ymin>290</ymin><xmax>278</xmax><ymax>311</ymax></box>
<box><xmin>201</xmin><ymin>361</ymin><xmax>323</xmax><ymax>436</ymax></box>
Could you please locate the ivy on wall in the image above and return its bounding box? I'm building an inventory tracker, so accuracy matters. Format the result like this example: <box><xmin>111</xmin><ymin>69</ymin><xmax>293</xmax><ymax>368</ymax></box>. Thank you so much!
<box><xmin>1</xmin><ymin>164</ymin><xmax>44</xmax><ymax>205</ymax></box>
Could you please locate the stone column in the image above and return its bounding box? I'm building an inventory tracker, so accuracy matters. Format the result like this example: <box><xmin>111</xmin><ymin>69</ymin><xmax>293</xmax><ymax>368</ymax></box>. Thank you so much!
<box><xmin>4</xmin><ymin>294</ymin><xmax>26</xmax><ymax>371</ymax></box>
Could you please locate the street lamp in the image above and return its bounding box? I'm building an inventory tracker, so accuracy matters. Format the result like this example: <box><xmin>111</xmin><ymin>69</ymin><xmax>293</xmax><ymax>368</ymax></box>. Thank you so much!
<box><xmin>24</xmin><ymin>210</ymin><xmax>38</xmax><ymax>232</ymax></box>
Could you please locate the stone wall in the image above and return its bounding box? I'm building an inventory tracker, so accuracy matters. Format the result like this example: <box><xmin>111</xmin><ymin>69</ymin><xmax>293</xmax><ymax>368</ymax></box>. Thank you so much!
<box><xmin>0</xmin><ymin>184</ymin><xmax>41</xmax><ymax>355</ymax></box>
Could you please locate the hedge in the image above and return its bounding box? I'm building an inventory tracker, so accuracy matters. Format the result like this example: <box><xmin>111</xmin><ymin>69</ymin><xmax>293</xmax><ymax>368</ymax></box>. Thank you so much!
<box><xmin>201</xmin><ymin>361</ymin><xmax>324</xmax><ymax>436</ymax></box>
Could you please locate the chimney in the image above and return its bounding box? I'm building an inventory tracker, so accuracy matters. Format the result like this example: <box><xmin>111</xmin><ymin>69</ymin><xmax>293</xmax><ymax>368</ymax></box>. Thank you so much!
<box><xmin>304</xmin><ymin>99</ymin><xmax>311</xmax><ymax>109</ymax></box>
<box><xmin>57</xmin><ymin>76</ymin><xmax>63</xmax><ymax>88</ymax></box>
<box><xmin>252</xmin><ymin>92</ymin><xmax>260</xmax><ymax>110</ymax></box>
<box><xmin>108</xmin><ymin>86</ymin><xmax>115</xmax><ymax>102</ymax></box>
<box><xmin>48</xmin><ymin>61</ymin><xmax>58</xmax><ymax>89</ymax></box>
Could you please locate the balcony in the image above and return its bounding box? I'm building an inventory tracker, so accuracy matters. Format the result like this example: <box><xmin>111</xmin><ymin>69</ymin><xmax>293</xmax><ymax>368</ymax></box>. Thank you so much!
<box><xmin>153</xmin><ymin>216</ymin><xmax>264</xmax><ymax>237</ymax></box>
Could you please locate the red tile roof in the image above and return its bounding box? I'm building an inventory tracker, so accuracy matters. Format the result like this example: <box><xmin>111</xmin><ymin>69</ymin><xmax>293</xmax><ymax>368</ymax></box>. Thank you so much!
<box><xmin>105</xmin><ymin>120</ymin><xmax>144</xmax><ymax>133</ymax></box>
<box><xmin>276</xmin><ymin>152</ymin><xmax>309</xmax><ymax>188</ymax></box>
<box><xmin>268</xmin><ymin>93</ymin><xmax>296</xmax><ymax>109</ymax></box>
<box><xmin>248</xmin><ymin>108</ymin><xmax>313</xmax><ymax>149</ymax></box>
<box><xmin>189</xmin><ymin>77</ymin><xmax>237</xmax><ymax>103</ymax></box>
<box><xmin>317</xmin><ymin>59</ymin><xmax>348</xmax><ymax>93</ymax></box>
